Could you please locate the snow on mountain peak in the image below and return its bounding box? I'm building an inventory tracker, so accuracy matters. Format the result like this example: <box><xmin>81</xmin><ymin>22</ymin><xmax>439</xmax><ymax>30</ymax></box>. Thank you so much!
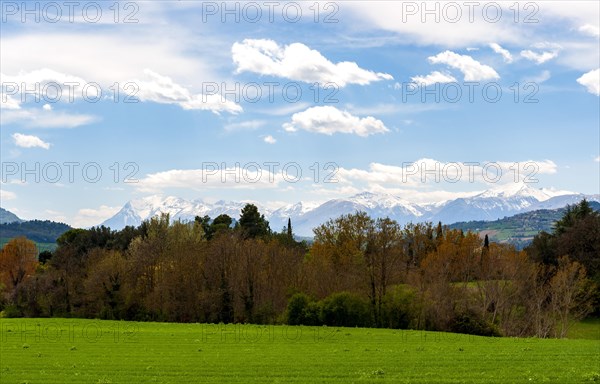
<box><xmin>346</xmin><ymin>191</ymin><xmax>423</xmax><ymax>217</ymax></box>
<box><xmin>477</xmin><ymin>182</ymin><xmax>553</xmax><ymax>201</ymax></box>
<box><xmin>100</xmin><ymin>189</ymin><xmax>598</xmax><ymax>235</ymax></box>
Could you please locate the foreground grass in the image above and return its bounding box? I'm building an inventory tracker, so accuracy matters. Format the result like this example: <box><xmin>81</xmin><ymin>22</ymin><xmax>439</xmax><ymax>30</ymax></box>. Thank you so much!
<box><xmin>1</xmin><ymin>319</ymin><xmax>598</xmax><ymax>383</ymax></box>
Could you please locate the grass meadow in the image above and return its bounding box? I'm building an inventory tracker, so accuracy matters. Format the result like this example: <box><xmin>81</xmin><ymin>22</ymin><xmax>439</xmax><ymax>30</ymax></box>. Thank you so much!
<box><xmin>1</xmin><ymin>318</ymin><xmax>598</xmax><ymax>383</ymax></box>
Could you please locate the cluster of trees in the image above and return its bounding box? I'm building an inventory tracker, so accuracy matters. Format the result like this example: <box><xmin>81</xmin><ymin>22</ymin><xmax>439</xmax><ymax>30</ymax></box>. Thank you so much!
<box><xmin>0</xmin><ymin>201</ymin><xmax>597</xmax><ymax>338</ymax></box>
<box><xmin>526</xmin><ymin>200</ymin><xmax>600</xmax><ymax>280</ymax></box>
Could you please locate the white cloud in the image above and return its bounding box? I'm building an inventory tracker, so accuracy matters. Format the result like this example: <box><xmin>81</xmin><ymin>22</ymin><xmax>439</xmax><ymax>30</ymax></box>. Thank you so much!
<box><xmin>1</xmin><ymin>68</ymin><xmax>90</xmax><ymax>106</ymax></box>
<box><xmin>410</xmin><ymin>71</ymin><xmax>457</xmax><ymax>86</ymax></box>
<box><xmin>578</xmin><ymin>24</ymin><xmax>600</xmax><ymax>37</ymax></box>
<box><xmin>594</xmin><ymin>156</ymin><xmax>600</xmax><ymax>162</ymax></box>
<box><xmin>282</xmin><ymin>106</ymin><xmax>389</xmax><ymax>137</ymax></box>
<box><xmin>520</xmin><ymin>44</ymin><xmax>561</xmax><ymax>64</ymax></box>
<box><xmin>12</xmin><ymin>133</ymin><xmax>51</xmax><ymax>149</ymax></box>
<box><xmin>133</xmin><ymin>69</ymin><xmax>241</xmax><ymax>114</ymax></box>
<box><xmin>576</xmin><ymin>69</ymin><xmax>600</xmax><ymax>96</ymax></box>
<box><xmin>489</xmin><ymin>43</ymin><xmax>513</xmax><ymax>63</ymax></box>
<box><xmin>1</xmin><ymin>108</ymin><xmax>98</xmax><ymax>128</ymax></box>
<box><xmin>520</xmin><ymin>50</ymin><xmax>558</xmax><ymax>64</ymax></box>
<box><xmin>263</xmin><ymin>135</ymin><xmax>277</xmax><ymax>144</ymax></box>
<box><xmin>73</xmin><ymin>205</ymin><xmax>122</xmax><ymax>228</ymax></box>
<box><xmin>1</xmin><ymin>69</ymin><xmax>101</xmax><ymax>128</ymax></box>
<box><xmin>224</xmin><ymin>120</ymin><xmax>265</xmax><ymax>132</ymax></box>
<box><xmin>428</xmin><ymin>51</ymin><xmax>499</xmax><ymax>81</ymax></box>
<box><xmin>136</xmin><ymin>167</ymin><xmax>284</xmax><ymax>193</ymax></box>
<box><xmin>334</xmin><ymin>159</ymin><xmax>558</xmax><ymax>191</ymax></box>
<box><xmin>232</xmin><ymin>39</ymin><xmax>393</xmax><ymax>86</ymax></box>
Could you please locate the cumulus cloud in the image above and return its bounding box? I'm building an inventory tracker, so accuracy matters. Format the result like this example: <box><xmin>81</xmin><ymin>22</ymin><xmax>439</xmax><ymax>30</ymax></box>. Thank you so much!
<box><xmin>263</xmin><ymin>135</ymin><xmax>277</xmax><ymax>144</ymax></box>
<box><xmin>133</xmin><ymin>69</ymin><xmax>241</xmax><ymax>114</ymax></box>
<box><xmin>232</xmin><ymin>39</ymin><xmax>393</xmax><ymax>86</ymax></box>
<box><xmin>12</xmin><ymin>133</ymin><xmax>51</xmax><ymax>149</ymax></box>
<box><xmin>410</xmin><ymin>71</ymin><xmax>457</xmax><ymax>86</ymax></box>
<box><xmin>282</xmin><ymin>106</ymin><xmax>389</xmax><ymax>137</ymax></box>
<box><xmin>576</xmin><ymin>69</ymin><xmax>600</xmax><ymax>96</ymax></box>
<box><xmin>489</xmin><ymin>43</ymin><xmax>513</xmax><ymax>63</ymax></box>
<box><xmin>428</xmin><ymin>51</ymin><xmax>499</xmax><ymax>81</ymax></box>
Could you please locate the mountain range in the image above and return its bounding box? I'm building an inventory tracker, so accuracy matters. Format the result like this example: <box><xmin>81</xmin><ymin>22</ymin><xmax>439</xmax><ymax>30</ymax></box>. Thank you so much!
<box><xmin>101</xmin><ymin>183</ymin><xmax>600</xmax><ymax>236</ymax></box>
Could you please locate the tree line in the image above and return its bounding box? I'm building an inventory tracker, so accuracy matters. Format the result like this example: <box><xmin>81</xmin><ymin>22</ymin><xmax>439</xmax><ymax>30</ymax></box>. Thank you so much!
<box><xmin>0</xmin><ymin>200</ymin><xmax>597</xmax><ymax>338</ymax></box>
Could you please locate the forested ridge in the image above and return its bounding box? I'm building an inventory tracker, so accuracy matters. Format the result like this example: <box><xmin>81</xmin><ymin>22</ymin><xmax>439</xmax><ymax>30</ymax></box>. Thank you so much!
<box><xmin>1</xmin><ymin>200</ymin><xmax>598</xmax><ymax>338</ymax></box>
<box><xmin>449</xmin><ymin>201</ymin><xmax>600</xmax><ymax>249</ymax></box>
<box><xmin>0</xmin><ymin>220</ymin><xmax>72</xmax><ymax>244</ymax></box>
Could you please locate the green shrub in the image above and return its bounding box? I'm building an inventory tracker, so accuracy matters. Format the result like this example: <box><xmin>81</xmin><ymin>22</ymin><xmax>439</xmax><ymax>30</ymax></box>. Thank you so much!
<box><xmin>2</xmin><ymin>305</ymin><xmax>23</xmax><ymax>318</ymax></box>
<box><xmin>321</xmin><ymin>292</ymin><xmax>370</xmax><ymax>327</ymax></box>
<box><xmin>303</xmin><ymin>301</ymin><xmax>322</xmax><ymax>326</ymax></box>
<box><xmin>286</xmin><ymin>293</ymin><xmax>310</xmax><ymax>325</ymax></box>
<box><xmin>253</xmin><ymin>303</ymin><xmax>276</xmax><ymax>324</ymax></box>
<box><xmin>449</xmin><ymin>310</ymin><xmax>502</xmax><ymax>337</ymax></box>
<box><xmin>381</xmin><ymin>285</ymin><xmax>417</xmax><ymax>329</ymax></box>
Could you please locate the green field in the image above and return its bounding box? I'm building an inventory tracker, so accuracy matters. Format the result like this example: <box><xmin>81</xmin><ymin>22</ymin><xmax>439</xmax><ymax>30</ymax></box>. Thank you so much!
<box><xmin>1</xmin><ymin>319</ymin><xmax>598</xmax><ymax>383</ymax></box>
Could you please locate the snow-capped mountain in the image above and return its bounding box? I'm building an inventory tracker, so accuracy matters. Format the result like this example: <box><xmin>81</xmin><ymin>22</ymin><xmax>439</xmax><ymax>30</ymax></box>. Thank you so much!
<box><xmin>100</xmin><ymin>185</ymin><xmax>599</xmax><ymax>236</ymax></box>
<box><xmin>475</xmin><ymin>182</ymin><xmax>555</xmax><ymax>201</ymax></box>
<box><xmin>290</xmin><ymin>192</ymin><xmax>426</xmax><ymax>235</ymax></box>
<box><xmin>101</xmin><ymin>196</ymin><xmax>270</xmax><ymax>230</ymax></box>
<box><xmin>424</xmin><ymin>183</ymin><xmax>549</xmax><ymax>223</ymax></box>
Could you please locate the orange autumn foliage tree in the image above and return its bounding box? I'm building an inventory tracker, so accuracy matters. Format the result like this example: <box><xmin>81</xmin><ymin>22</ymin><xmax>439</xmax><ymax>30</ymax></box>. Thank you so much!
<box><xmin>0</xmin><ymin>237</ymin><xmax>39</xmax><ymax>300</ymax></box>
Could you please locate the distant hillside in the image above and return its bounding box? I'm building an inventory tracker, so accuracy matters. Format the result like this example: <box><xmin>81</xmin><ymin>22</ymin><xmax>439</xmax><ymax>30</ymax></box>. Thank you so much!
<box><xmin>448</xmin><ymin>201</ymin><xmax>600</xmax><ymax>249</ymax></box>
<box><xmin>0</xmin><ymin>207</ymin><xmax>22</xmax><ymax>224</ymax></box>
<box><xmin>0</xmin><ymin>220</ymin><xmax>72</xmax><ymax>248</ymax></box>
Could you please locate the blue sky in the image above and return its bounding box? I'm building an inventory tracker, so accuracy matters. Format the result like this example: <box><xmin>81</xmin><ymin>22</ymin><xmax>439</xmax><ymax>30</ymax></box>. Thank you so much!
<box><xmin>1</xmin><ymin>0</ymin><xmax>599</xmax><ymax>227</ymax></box>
